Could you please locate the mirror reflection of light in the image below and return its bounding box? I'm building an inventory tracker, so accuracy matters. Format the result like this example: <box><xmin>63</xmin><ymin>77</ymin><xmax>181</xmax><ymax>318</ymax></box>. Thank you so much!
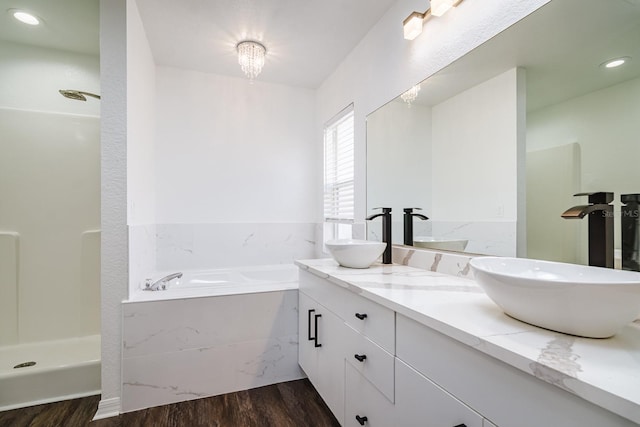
<box><xmin>602</xmin><ymin>57</ymin><xmax>630</xmax><ymax>68</ymax></box>
<box><xmin>12</xmin><ymin>11</ymin><xmax>40</xmax><ymax>26</ymax></box>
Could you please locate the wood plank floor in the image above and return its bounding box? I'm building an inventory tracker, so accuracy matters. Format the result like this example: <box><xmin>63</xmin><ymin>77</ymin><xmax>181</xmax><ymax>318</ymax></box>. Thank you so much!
<box><xmin>0</xmin><ymin>379</ymin><xmax>340</xmax><ymax>427</ymax></box>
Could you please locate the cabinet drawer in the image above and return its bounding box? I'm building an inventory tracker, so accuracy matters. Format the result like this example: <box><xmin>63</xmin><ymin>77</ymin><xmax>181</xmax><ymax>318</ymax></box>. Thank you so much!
<box><xmin>343</xmin><ymin>324</ymin><xmax>394</xmax><ymax>402</ymax></box>
<box><xmin>345</xmin><ymin>362</ymin><xmax>395</xmax><ymax>427</ymax></box>
<box><xmin>342</xmin><ymin>289</ymin><xmax>395</xmax><ymax>354</ymax></box>
<box><xmin>299</xmin><ymin>269</ymin><xmax>350</xmax><ymax>313</ymax></box>
<box><xmin>395</xmin><ymin>358</ymin><xmax>483</xmax><ymax>427</ymax></box>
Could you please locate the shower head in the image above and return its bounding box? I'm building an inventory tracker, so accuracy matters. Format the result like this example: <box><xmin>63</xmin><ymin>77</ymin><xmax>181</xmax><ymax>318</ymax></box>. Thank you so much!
<box><xmin>59</xmin><ymin>90</ymin><xmax>101</xmax><ymax>101</ymax></box>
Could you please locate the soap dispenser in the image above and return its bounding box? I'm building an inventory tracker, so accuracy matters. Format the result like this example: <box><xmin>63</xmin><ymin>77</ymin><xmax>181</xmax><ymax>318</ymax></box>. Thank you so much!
<box><xmin>621</xmin><ymin>194</ymin><xmax>640</xmax><ymax>271</ymax></box>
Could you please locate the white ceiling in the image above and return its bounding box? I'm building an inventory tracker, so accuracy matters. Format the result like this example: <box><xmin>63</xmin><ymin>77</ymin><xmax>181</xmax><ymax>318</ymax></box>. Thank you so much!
<box><xmin>135</xmin><ymin>0</ymin><xmax>398</xmax><ymax>89</ymax></box>
<box><xmin>0</xmin><ymin>0</ymin><xmax>397</xmax><ymax>89</ymax></box>
<box><xmin>0</xmin><ymin>0</ymin><xmax>99</xmax><ymax>55</ymax></box>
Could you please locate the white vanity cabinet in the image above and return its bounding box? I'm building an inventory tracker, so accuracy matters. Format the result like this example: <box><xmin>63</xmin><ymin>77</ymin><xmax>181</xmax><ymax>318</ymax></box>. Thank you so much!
<box><xmin>298</xmin><ymin>291</ymin><xmax>346</xmax><ymax>425</ymax></box>
<box><xmin>299</xmin><ymin>270</ymin><xmax>396</xmax><ymax>426</ymax></box>
<box><xmin>297</xmin><ymin>262</ymin><xmax>639</xmax><ymax>427</ymax></box>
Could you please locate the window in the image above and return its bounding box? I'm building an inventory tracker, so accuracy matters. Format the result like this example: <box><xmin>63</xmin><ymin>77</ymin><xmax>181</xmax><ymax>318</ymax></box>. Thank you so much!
<box><xmin>323</xmin><ymin>105</ymin><xmax>354</xmax><ymax>243</ymax></box>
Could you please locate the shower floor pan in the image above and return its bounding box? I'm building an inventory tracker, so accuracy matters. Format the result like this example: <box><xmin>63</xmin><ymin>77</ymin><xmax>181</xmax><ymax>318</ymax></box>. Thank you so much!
<box><xmin>0</xmin><ymin>335</ymin><xmax>101</xmax><ymax>411</ymax></box>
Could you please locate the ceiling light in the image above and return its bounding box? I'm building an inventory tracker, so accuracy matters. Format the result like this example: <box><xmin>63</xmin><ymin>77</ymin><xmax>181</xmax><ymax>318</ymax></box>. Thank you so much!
<box><xmin>601</xmin><ymin>57</ymin><xmax>631</xmax><ymax>69</ymax></box>
<box><xmin>401</xmin><ymin>84</ymin><xmax>421</xmax><ymax>107</ymax></box>
<box><xmin>237</xmin><ymin>41</ymin><xmax>266</xmax><ymax>82</ymax></box>
<box><xmin>430</xmin><ymin>0</ymin><xmax>456</xmax><ymax>17</ymax></box>
<box><xmin>11</xmin><ymin>10</ymin><xmax>40</xmax><ymax>26</ymax></box>
<box><xmin>403</xmin><ymin>11</ymin><xmax>428</xmax><ymax>40</ymax></box>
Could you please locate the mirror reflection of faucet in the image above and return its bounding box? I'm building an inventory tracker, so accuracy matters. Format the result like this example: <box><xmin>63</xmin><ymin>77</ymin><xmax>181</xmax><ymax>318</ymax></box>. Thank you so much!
<box><xmin>366</xmin><ymin>207</ymin><xmax>392</xmax><ymax>264</ymax></box>
<box><xmin>403</xmin><ymin>208</ymin><xmax>429</xmax><ymax>246</ymax></box>
<box><xmin>621</xmin><ymin>194</ymin><xmax>640</xmax><ymax>272</ymax></box>
<box><xmin>561</xmin><ymin>192</ymin><xmax>614</xmax><ymax>268</ymax></box>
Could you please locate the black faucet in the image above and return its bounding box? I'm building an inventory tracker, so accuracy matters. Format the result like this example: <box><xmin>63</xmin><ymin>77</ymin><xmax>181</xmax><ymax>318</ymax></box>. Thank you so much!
<box><xmin>403</xmin><ymin>208</ymin><xmax>429</xmax><ymax>246</ymax></box>
<box><xmin>366</xmin><ymin>207</ymin><xmax>392</xmax><ymax>264</ymax></box>
<box><xmin>621</xmin><ymin>194</ymin><xmax>640</xmax><ymax>271</ymax></box>
<box><xmin>561</xmin><ymin>192</ymin><xmax>614</xmax><ymax>268</ymax></box>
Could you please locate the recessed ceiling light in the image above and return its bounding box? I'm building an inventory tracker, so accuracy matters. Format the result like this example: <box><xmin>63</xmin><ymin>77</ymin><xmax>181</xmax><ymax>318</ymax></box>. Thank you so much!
<box><xmin>11</xmin><ymin>10</ymin><xmax>41</xmax><ymax>26</ymax></box>
<box><xmin>601</xmin><ymin>56</ymin><xmax>631</xmax><ymax>69</ymax></box>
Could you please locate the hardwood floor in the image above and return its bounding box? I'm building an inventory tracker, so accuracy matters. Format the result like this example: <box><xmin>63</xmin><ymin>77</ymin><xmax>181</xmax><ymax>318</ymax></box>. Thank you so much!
<box><xmin>0</xmin><ymin>379</ymin><xmax>340</xmax><ymax>427</ymax></box>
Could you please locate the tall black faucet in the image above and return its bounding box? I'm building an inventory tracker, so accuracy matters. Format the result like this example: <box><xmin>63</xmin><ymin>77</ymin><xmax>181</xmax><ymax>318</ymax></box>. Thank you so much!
<box><xmin>366</xmin><ymin>207</ymin><xmax>392</xmax><ymax>264</ymax></box>
<box><xmin>561</xmin><ymin>192</ymin><xmax>614</xmax><ymax>268</ymax></box>
<box><xmin>621</xmin><ymin>194</ymin><xmax>640</xmax><ymax>271</ymax></box>
<box><xmin>403</xmin><ymin>208</ymin><xmax>429</xmax><ymax>246</ymax></box>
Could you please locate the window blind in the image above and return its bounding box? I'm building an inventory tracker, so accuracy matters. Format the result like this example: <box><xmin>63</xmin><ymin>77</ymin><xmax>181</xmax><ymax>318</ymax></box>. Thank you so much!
<box><xmin>324</xmin><ymin>106</ymin><xmax>354</xmax><ymax>223</ymax></box>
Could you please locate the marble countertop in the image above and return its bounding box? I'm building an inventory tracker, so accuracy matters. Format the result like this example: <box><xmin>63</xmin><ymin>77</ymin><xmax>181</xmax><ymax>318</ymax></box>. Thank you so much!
<box><xmin>295</xmin><ymin>258</ymin><xmax>640</xmax><ymax>425</ymax></box>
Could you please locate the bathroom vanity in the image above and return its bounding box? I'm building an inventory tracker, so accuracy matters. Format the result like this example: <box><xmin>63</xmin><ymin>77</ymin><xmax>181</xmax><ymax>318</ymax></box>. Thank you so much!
<box><xmin>296</xmin><ymin>258</ymin><xmax>640</xmax><ymax>427</ymax></box>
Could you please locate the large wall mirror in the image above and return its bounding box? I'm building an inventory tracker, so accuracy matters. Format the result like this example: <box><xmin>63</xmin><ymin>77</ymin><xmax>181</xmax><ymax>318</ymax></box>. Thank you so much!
<box><xmin>366</xmin><ymin>0</ymin><xmax>640</xmax><ymax>265</ymax></box>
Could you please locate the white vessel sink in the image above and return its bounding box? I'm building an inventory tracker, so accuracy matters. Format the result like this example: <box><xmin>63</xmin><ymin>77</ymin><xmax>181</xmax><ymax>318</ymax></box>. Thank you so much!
<box><xmin>414</xmin><ymin>237</ymin><xmax>468</xmax><ymax>252</ymax></box>
<box><xmin>469</xmin><ymin>257</ymin><xmax>640</xmax><ymax>338</ymax></box>
<box><xmin>325</xmin><ymin>239</ymin><xmax>386</xmax><ymax>269</ymax></box>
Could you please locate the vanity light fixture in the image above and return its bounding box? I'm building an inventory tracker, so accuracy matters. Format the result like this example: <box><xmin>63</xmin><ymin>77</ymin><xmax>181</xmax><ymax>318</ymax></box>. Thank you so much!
<box><xmin>402</xmin><ymin>0</ymin><xmax>464</xmax><ymax>40</ymax></box>
<box><xmin>403</xmin><ymin>11</ymin><xmax>429</xmax><ymax>40</ymax></box>
<box><xmin>237</xmin><ymin>40</ymin><xmax>266</xmax><ymax>82</ymax></box>
<box><xmin>601</xmin><ymin>56</ymin><xmax>631</xmax><ymax>69</ymax></box>
<box><xmin>10</xmin><ymin>9</ymin><xmax>41</xmax><ymax>25</ymax></box>
<box><xmin>400</xmin><ymin>84</ymin><xmax>421</xmax><ymax>107</ymax></box>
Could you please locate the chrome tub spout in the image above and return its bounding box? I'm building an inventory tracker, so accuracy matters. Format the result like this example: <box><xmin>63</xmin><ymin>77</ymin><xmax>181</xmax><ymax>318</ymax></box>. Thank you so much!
<box><xmin>144</xmin><ymin>272</ymin><xmax>183</xmax><ymax>291</ymax></box>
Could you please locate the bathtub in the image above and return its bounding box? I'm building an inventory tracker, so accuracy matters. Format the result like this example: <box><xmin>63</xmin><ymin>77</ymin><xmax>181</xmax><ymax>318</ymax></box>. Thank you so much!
<box><xmin>131</xmin><ymin>263</ymin><xmax>299</xmax><ymax>301</ymax></box>
<box><xmin>0</xmin><ymin>335</ymin><xmax>101</xmax><ymax>411</ymax></box>
<box><xmin>122</xmin><ymin>263</ymin><xmax>303</xmax><ymax>412</ymax></box>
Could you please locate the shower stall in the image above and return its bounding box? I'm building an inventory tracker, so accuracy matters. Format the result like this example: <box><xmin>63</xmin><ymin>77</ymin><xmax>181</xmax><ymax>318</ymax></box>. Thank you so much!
<box><xmin>0</xmin><ymin>104</ymin><xmax>101</xmax><ymax>410</ymax></box>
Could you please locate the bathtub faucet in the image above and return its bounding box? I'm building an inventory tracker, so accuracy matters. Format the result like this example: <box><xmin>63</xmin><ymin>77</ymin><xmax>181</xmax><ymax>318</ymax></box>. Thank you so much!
<box><xmin>144</xmin><ymin>272</ymin><xmax>183</xmax><ymax>291</ymax></box>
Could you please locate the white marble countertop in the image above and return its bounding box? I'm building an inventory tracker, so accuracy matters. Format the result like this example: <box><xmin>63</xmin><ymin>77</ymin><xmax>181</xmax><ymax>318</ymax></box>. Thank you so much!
<box><xmin>295</xmin><ymin>258</ymin><xmax>640</xmax><ymax>425</ymax></box>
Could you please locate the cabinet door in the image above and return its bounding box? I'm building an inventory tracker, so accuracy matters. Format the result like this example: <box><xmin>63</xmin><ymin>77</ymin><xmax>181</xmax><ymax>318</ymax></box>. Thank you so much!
<box><xmin>395</xmin><ymin>359</ymin><xmax>483</xmax><ymax>427</ymax></box>
<box><xmin>298</xmin><ymin>291</ymin><xmax>345</xmax><ymax>425</ymax></box>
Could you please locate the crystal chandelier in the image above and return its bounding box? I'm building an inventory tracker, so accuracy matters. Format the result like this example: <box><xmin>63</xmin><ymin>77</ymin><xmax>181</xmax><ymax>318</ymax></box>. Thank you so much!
<box><xmin>400</xmin><ymin>84</ymin><xmax>421</xmax><ymax>107</ymax></box>
<box><xmin>237</xmin><ymin>41</ymin><xmax>266</xmax><ymax>82</ymax></box>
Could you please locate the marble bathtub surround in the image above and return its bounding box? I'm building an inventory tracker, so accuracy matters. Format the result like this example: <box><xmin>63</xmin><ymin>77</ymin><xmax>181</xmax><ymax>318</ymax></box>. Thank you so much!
<box><xmin>155</xmin><ymin>223</ymin><xmax>317</xmax><ymax>270</ymax></box>
<box><xmin>121</xmin><ymin>290</ymin><xmax>303</xmax><ymax>412</ymax></box>
<box><xmin>295</xmin><ymin>258</ymin><xmax>640</xmax><ymax>425</ymax></box>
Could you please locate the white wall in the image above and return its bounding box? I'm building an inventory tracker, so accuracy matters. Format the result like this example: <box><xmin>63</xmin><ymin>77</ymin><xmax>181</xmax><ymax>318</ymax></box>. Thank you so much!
<box><xmin>317</xmin><ymin>0</ymin><xmax>549</xmax><ymax>237</ymax></box>
<box><xmin>98</xmin><ymin>0</ymin><xmax>129</xmax><ymax>417</ymax></box>
<box><xmin>155</xmin><ymin>67</ymin><xmax>316</xmax><ymax>224</ymax></box>
<box><xmin>153</xmin><ymin>67</ymin><xmax>318</xmax><ymax>270</ymax></box>
<box><xmin>126</xmin><ymin>0</ymin><xmax>157</xmax><ymax>296</ymax></box>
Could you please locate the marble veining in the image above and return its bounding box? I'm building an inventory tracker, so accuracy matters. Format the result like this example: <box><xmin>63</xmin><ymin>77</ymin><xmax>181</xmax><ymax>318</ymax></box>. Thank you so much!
<box><xmin>530</xmin><ymin>336</ymin><xmax>582</xmax><ymax>393</ymax></box>
<box><xmin>295</xmin><ymin>258</ymin><xmax>640</xmax><ymax>425</ymax></box>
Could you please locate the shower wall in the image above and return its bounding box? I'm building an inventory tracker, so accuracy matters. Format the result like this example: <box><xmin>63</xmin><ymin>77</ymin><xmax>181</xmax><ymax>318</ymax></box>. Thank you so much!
<box><xmin>0</xmin><ymin>41</ymin><xmax>100</xmax><ymax>346</ymax></box>
<box><xmin>0</xmin><ymin>109</ymin><xmax>100</xmax><ymax>344</ymax></box>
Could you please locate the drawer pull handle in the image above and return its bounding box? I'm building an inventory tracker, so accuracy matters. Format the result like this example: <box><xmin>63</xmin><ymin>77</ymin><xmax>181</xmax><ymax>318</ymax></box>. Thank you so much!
<box><xmin>355</xmin><ymin>415</ymin><xmax>368</xmax><ymax>425</ymax></box>
<box><xmin>307</xmin><ymin>309</ymin><xmax>315</xmax><ymax>341</ymax></box>
<box><xmin>355</xmin><ymin>313</ymin><xmax>368</xmax><ymax>320</ymax></box>
<box><xmin>354</xmin><ymin>354</ymin><xmax>367</xmax><ymax>362</ymax></box>
<box><xmin>314</xmin><ymin>314</ymin><xmax>322</xmax><ymax>347</ymax></box>
<box><xmin>453</xmin><ymin>425</ymin><xmax>467</xmax><ymax>427</ymax></box>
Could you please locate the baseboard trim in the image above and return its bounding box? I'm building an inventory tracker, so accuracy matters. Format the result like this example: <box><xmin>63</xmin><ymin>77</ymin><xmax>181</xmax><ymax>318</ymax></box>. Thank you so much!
<box><xmin>92</xmin><ymin>397</ymin><xmax>120</xmax><ymax>420</ymax></box>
